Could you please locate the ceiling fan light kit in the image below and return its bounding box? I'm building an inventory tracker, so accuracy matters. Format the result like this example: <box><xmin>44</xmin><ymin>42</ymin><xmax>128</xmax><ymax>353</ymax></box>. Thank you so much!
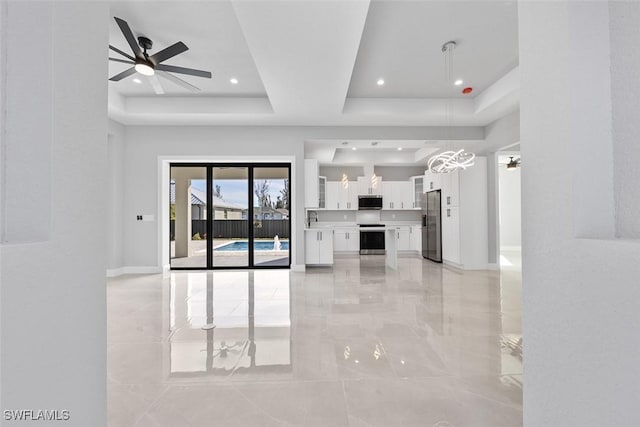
<box><xmin>108</xmin><ymin>16</ymin><xmax>212</xmax><ymax>93</ymax></box>
<box><xmin>428</xmin><ymin>40</ymin><xmax>476</xmax><ymax>174</ymax></box>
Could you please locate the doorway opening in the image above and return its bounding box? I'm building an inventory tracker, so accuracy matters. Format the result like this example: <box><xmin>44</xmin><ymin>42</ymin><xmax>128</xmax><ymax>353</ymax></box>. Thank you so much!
<box><xmin>170</xmin><ymin>163</ymin><xmax>291</xmax><ymax>270</ymax></box>
<box><xmin>498</xmin><ymin>151</ymin><xmax>522</xmax><ymax>270</ymax></box>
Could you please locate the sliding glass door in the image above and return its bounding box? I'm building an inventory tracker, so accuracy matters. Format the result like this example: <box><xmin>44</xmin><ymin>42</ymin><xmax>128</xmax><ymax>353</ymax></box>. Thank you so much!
<box><xmin>170</xmin><ymin>166</ymin><xmax>208</xmax><ymax>268</ymax></box>
<box><xmin>211</xmin><ymin>167</ymin><xmax>249</xmax><ymax>268</ymax></box>
<box><xmin>252</xmin><ymin>167</ymin><xmax>290</xmax><ymax>267</ymax></box>
<box><xmin>170</xmin><ymin>163</ymin><xmax>291</xmax><ymax>270</ymax></box>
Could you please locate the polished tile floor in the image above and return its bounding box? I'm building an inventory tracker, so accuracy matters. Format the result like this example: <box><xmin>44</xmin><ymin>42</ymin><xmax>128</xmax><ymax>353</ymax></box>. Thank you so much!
<box><xmin>108</xmin><ymin>253</ymin><xmax>522</xmax><ymax>427</ymax></box>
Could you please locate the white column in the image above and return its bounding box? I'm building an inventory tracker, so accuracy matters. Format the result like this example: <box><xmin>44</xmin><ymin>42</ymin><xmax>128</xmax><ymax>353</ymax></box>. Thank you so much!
<box><xmin>1</xmin><ymin>1</ymin><xmax>108</xmax><ymax>424</ymax></box>
<box><xmin>520</xmin><ymin>2</ymin><xmax>640</xmax><ymax>426</ymax></box>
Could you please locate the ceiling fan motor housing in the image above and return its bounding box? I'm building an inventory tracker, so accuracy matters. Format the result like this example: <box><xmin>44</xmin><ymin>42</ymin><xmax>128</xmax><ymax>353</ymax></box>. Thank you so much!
<box><xmin>137</xmin><ymin>36</ymin><xmax>153</xmax><ymax>52</ymax></box>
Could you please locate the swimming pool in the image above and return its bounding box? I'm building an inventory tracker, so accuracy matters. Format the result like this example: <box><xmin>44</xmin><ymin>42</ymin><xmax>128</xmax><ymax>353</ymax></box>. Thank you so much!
<box><xmin>214</xmin><ymin>241</ymin><xmax>289</xmax><ymax>252</ymax></box>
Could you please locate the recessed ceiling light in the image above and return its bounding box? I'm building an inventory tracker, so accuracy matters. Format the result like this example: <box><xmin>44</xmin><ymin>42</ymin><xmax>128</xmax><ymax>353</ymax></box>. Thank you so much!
<box><xmin>132</xmin><ymin>78</ymin><xmax>142</xmax><ymax>84</ymax></box>
<box><xmin>397</xmin><ymin>147</ymin><xmax>403</xmax><ymax>151</ymax></box>
<box><xmin>352</xmin><ymin>147</ymin><xmax>357</xmax><ymax>151</ymax></box>
<box><xmin>230</xmin><ymin>78</ymin><xmax>239</xmax><ymax>84</ymax></box>
<box><xmin>454</xmin><ymin>79</ymin><xmax>464</xmax><ymax>86</ymax></box>
<box><xmin>376</xmin><ymin>78</ymin><xmax>385</xmax><ymax>86</ymax></box>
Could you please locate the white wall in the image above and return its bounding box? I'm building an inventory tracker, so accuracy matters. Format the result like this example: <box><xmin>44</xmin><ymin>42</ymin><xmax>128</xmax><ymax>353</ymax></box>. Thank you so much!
<box><xmin>520</xmin><ymin>2</ymin><xmax>640</xmax><ymax>426</ymax></box>
<box><xmin>107</xmin><ymin>120</ymin><xmax>125</xmax><ymax>272</ymax></box>
<box><xmin>610</xmin><ymin>2</ymin><xmax>640</xmax><ymax>238</ymax></box>
<box><xmin>498</xmin><ymin>166</ymin><xmax>521</xmax><ymax>249</ymax></box>
<box><xmin>1</xmin><ymin>2</ymin><xmax>108</xmax><ymax>425</ymax></box>
<box><xmin>121</xmin><ymin>126</ymin><xmax>305</xmax><ymax>269</ymax></box>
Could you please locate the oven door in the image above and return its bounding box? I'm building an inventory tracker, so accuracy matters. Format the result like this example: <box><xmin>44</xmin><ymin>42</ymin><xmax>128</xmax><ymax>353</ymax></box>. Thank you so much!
<box><xmin>359</xmin><ymin>231</ymin><xmax>385</xmax><ymax>255</ymax></box>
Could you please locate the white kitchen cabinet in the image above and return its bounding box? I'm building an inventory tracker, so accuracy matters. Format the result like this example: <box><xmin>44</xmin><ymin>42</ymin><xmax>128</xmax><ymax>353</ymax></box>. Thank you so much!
<box><xmin>357</xmin><ymin>176</ymin><xmax>383</xmax><ymax>195</ymax></box>
<box><xmin>439</xmin><ymin>158</ymin><xmax>488</xmax><ymax>269</ymax></box>
<box><xmin>325</xmin><ymin>182</ymin><xmax>341</xmax><ymax>210</ymax></box>
<box><xmin>304</xmin><ymin>159</ymin><xmax>320</xmax><ymax>208</ymax></box>
<box><xmin>333</xmin><ymin>228</ymin><xmax>359</xmax><ymax>252</ymax></box>
<box><xmin>382</xmin><ymin>182</ymin><xmax>394</xmax><ymax>210</ymax></box>
<box><xmin>409</xmin><ymin>225</ymin><xmax>422</xmax><ymax>252</ymax></box>
<box><xmin>305</xmin><ymin>229</ymin><xmax>334</xmax><ymax>265</ymax></box>
<box><xmin>318</xmin><ymin>176</ymin><xmax>327</xmax><ymax>209</ymax></box>
<box><xmin>441</xmin><ymin>206</ymin><xmax>461</xmax><ymax>264</ymax></box>
<box><xmin>338</xmin><ymin>183</ymin><xmax>358</xmax><ymax>210</ymax></box>
<box><xmin>390</xmin><ymin>227</ymin><xmax>411</xmax><ymax>251</ymax></box>
<box><xmin>381</xmin><ymin>181</ymin><xmax>413</xmax><ymax>210</ymax></box>
<box><xmin>424</xmin><ymin>170</ymin><xmax>442</xmax><ymax>192</ymax></box>
<box><xmin>441</xmin><ymin>170</ymin><xmax>460</xmax><ymax>207</ymax></box>
<box><xmin>410</xmin><ymin>175</ymin><xmax>424</xmax><ymax>209</ymax></box>
<box><xmin>325</xmin><ymin>181</ymin><xmax>358</xmax><ymax>210</ymax></box>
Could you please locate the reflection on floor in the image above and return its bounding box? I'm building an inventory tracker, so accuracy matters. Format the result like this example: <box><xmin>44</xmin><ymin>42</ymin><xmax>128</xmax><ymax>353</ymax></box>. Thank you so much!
<box><xmin>108</xmin><ymin>254</ymin><xmax>522</xmax><ymax>427</ymax></box>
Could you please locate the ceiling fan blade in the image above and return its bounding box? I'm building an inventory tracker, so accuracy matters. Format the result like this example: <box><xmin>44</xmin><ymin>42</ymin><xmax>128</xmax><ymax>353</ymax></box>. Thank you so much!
<box><xmin>109</xmin><ymin>67</ymin><xmax>136</xmax><ymax>82</ymax></box>
<box><xmin>149</xmin><ymin>41</ymin><xmax>188</xmax><ymax>65</ymax></box>
<box><xmin>114</xmin><ymin>17</ymin><xmax>143</xmax><ymax>58</ymax></box>
<box><xmin>156</xmin><ymin>64</ymin><xmax>212</xmax><ymax>79</ymax></box>
<box><xmin>109</xmin><ymin>45</ymin><xmax>135</xmax><ymax>61</ymax></box>
<box><xmin>148</xmin><ymin>74</ymin><xmax>165</xmax><ymax>95</ymax></box>
<box><xmin>109</xmin><ymin>57</ymin><xmax>134</xmax><ymax>65</ymax></box>
<box><xmin>157</xmin><ymin>71</ymin><xmax>201</xmax><ymax>93</ymax></box>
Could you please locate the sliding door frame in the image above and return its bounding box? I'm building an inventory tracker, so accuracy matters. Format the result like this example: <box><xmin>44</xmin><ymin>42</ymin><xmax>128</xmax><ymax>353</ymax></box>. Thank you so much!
<box><xmin>169</xmin><ymin>162</ymin><xmax>292</xmax><ymax>270</ymax></box>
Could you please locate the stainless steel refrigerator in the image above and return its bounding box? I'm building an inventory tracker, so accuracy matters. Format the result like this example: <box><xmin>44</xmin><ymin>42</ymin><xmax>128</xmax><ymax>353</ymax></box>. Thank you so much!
<box><xmin>422</xmin><ymin>190</ymin><xmax>442</xmax><ymax>262</ymax></box>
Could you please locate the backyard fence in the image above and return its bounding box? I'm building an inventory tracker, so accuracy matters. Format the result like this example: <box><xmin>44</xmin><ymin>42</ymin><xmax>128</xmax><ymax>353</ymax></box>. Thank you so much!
<box><xmin>170</xmin><ymin>219</ymin><xmax>290</xmax><ymax>240</ymax></box>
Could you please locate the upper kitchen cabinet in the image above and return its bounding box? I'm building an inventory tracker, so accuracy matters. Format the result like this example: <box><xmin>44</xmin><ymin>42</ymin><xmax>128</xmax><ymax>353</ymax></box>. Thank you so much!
<box><xmin>410</xmin><ymin>175</ymin><xmax>424</xmax><ymax>209</ymax></box>
<box><xmin>381</xmin><ymin>181</ymin><xmax>413</xmax><ymax>210</ymax></box>
<box><xmin>318</xmin><ymin>176</ymin><xmax>326</xmax><ymax>209</ymax></box>
<box><xmin>357</xmin><ymin>176</ymin><xmax>383</xmax><ymax>195</ymax></box>
<box><xmin>326</xmin><ymin>181</ymin><xmax>358</xmax><ymax>210</ymax></box>
<box><xmin>304</xmin><ymin>159</ymin><xmax>320</xmax><ymax>208</ymax></box>
<box><xmin>424</xmin><ymin>170</ymin><xmax>442</xmax><ymax>192</ymax></box>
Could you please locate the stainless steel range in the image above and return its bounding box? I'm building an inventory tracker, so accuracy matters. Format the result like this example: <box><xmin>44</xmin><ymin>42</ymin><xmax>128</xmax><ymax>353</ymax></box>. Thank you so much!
<box><xmin>359</xmin><ymin>224</ymin><xmax>386</xmax><ymax>255</ymax></box>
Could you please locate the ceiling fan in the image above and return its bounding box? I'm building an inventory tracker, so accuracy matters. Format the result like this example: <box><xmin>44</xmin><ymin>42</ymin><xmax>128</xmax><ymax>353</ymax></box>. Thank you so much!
<box><xmin>108</xmin><ymin>17</ymin><xmax>212</xmax><ymax>94</ymax></box>
<box><xmin>502</xmin><ymin>156</ymin><xmax>521</xmax><ymax>170</ymax></box>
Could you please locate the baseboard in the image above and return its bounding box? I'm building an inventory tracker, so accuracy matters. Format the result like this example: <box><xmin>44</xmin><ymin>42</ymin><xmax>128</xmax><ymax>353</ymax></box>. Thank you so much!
<box><xmin>106</xmin><ymin>267</ymin><xmax>125</xmax><ymax>278</ymax></box>
<box><xmin>443</xmin><ymin>260</ymin><xmax>493</xmax><ymax>271</ymax></box>
<box><xmin>291</xmin><ymin>264</ymin><xmax>306</xmax><ymax>272</ymax></box>
<box><xmin>106</xmin><ymin>266</ymin><xmax>163</xmax><ymax>277</ymax></box>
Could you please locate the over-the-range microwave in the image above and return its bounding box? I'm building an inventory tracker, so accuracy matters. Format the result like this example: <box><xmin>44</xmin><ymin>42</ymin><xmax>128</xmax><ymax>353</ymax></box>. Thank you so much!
<box><xmin>358</xmin><ymin>195</ymin><xmax>383</xmax><ymax>210</ymax></box>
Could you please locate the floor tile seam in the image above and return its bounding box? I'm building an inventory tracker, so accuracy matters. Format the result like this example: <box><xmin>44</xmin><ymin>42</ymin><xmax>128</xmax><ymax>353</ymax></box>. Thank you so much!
<box><xmin>455</xmin><ymin>386</ymin><xmax>523</xmax><ymax>411</ymax></box>
<box><xmin>130</xmin><ymin>384</ymin><xmax>171</xmax><ymax>427</ymax></box>
<box><xmin>340</xmin><ymin>379</ymin><xmax>375</xmax><ymax>427</ymax></box>
<box><xmin>231</xmin><ymin>384</ymin><xmax>295</xmax><ymax>426</ymax></box>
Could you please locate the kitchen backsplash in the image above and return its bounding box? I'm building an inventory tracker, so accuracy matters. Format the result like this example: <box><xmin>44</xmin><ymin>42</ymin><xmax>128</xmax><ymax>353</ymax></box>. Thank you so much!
<box><xmin>380</xmin><ymin>211</ymin><xmax>421</xmax><ymax>222</ymax></box>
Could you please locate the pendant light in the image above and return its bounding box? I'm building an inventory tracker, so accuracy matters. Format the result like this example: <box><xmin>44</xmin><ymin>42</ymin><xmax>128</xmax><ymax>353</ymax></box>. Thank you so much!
<box><xmin>428</xmin><ymin>41</ymin><xmax>475</xmax><ymax>174</ymax></box>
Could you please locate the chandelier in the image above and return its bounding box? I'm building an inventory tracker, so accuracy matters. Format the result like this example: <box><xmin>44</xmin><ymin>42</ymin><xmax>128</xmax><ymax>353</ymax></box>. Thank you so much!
<box><xmin>428</xmin><ymin>41</ymin><xmax>475</xmax><ymax>174</ymax></box>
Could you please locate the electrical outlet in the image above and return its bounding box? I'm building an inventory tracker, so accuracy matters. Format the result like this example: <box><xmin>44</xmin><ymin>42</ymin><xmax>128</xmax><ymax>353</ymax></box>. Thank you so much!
<box><xmin>392</xmin><ymin>214</ymin><xmax>396</xmax><ymax>219</ymax></box>
<box><xmin>343</xmin><ymin>214</ymin><xmax>347</xmax><ymax>219</ymax></box>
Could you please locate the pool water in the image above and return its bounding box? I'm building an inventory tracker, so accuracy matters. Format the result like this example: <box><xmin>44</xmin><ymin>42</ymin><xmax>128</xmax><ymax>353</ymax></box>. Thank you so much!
<box><xmin>214</xmin><ymin>241</ymin><xmax>289</xmax><ymax>252</ymax></box>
